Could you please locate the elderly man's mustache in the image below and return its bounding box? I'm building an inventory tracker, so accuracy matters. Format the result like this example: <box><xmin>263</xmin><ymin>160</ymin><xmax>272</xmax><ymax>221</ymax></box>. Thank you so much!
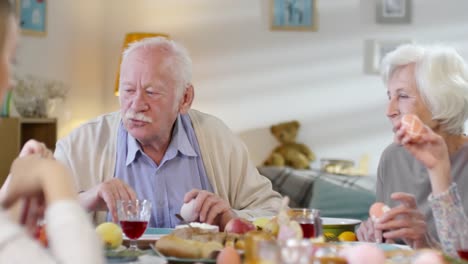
<box><xmin>124</xmin><ymin>111</ymin><xmax>153</xmax><ymax>123</ymax></box>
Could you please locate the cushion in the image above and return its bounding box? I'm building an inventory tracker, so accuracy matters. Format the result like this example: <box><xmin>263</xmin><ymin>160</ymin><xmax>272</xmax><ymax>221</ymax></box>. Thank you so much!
<box><xmin>309</xmin><ymin>176</ymin><xmax>375</xmax><ymax>220</ymax></box>
<box><xmin>258</xmin><ymin>166</ymin><xmax>315</xmax><ymax>208</ymax></box>
<box><xmin>258</xmin><ymin>166</ymin><xmax>376</xmax><ymax>220</ymax></box>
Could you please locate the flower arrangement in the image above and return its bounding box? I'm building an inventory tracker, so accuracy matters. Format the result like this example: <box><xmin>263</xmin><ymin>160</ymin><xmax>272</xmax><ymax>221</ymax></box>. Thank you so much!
<box><xmin>13</xmin><ymin>75</ymin><xmax>69</xmax><ymax>118</ymax></box>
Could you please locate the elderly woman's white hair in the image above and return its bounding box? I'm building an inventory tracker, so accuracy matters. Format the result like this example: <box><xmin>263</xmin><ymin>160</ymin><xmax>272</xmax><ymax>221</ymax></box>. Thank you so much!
<box><xmin>381</xmin><ymin>43</ymin><xmax>468</xmax><ymax>135</ymax></box>
<box><xmin>120</xmin><ymin>37</ymin><xmax>192</xmax><ymax>98</ymax></box>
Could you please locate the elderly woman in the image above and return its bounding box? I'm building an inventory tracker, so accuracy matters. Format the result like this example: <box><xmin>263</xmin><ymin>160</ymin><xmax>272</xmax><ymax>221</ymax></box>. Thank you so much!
<box><xmin>395</xmin><ymin>116</ymin><xmax>468</xmax><ymax>258</ymax></box>
<box><xmin>356</xmin><ymin>43</ymin><xmax>468</xmax><ymax>249</ymax></box>
<box><xmin>0</xmin><ymin>0</ymin><xmax>103</xmax><ymax>263</ymax></box>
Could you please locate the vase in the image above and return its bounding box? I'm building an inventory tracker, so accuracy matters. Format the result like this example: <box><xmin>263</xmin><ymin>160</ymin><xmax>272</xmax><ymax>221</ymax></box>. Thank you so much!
<box><xmin>13</xmin><ymin>96</ymin><xmax>48</xmax><ymax>118</ymax></box>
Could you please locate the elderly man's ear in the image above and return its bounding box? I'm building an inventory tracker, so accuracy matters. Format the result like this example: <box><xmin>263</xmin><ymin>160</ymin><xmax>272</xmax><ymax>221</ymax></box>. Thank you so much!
<box><xmin>179</xmin><ymin>84</ymin><xmax>194</xmax><ymax>114</ymax></box>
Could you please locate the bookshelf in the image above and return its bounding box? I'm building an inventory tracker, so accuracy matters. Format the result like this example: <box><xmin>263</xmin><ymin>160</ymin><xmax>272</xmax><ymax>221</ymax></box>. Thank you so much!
<box><xmin>0</xmin><ymin>117</ymin><xmax>57</xmax><ymax>186</ymax></box>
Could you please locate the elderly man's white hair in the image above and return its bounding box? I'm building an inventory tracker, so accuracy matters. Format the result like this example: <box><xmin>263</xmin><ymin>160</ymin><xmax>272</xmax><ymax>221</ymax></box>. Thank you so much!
<box><xmin>381</xmin><ymin>43</ymin><xmax>468</xmax><ymax>135</ymax></box>
<box><xmin>120</xmin><ymin>37</ymin><xmax>192</xmax><ymax>98</ymax></box>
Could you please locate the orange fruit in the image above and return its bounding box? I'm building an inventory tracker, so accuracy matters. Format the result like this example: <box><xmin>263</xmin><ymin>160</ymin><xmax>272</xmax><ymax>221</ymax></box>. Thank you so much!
<box><xmin>401</xmin><ymin>114</ymin><xmax>424</xmax><ymax>141</ymax></box>
<box><xmin>338</xmin><ymin>231</ymin><xmax>357</xmax><ymax>242</ymax></box>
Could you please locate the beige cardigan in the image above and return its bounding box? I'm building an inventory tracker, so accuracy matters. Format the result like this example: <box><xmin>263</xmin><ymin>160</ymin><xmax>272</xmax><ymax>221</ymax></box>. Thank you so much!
<box><xmin>54</xmin><ymin>109</ymin><xmax>282</xmax><ymax>224</ymax></box>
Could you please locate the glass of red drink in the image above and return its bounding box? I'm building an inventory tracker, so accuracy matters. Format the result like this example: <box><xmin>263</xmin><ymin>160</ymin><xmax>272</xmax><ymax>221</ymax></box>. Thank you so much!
<box><xmin>455</xmin><ymin>221</ymin><xmax>468</xmax><ymax>260</ymax></box>
<box><xmin>117</xmin><ymin>199</ymin><xmax>152</xmax><ymax>251</ymax></box>
<box><xmin>288</xmin><ymin>208</ymin><xmax>321</xmax><ymax>239</ymax></box>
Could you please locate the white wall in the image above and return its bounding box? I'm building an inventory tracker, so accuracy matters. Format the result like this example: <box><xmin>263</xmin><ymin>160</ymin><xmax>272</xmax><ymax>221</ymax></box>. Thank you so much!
<box><xmin>15</xmin><ymin>0</ymin><xmax>468</xmax><ymax>175</ymax></box>
<box><xmin>15</xmin><ymin>0</ymin><xmax>105</xmax><ymax>134</ymax></box>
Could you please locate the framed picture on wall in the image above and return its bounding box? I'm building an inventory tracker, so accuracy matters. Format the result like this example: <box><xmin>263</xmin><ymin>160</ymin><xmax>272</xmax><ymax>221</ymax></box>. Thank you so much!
<box><xmin>364</xmin><ymin>39</ymin><xmax>412</xmax><ymax>74</ymax></box>
<box><xmin>376</xmin><ymin>0</ymin><xmax>412</xmax><ymax>24</ymax></box>
<box><xmin>270</xmin><ymin>0</ymin><xmax>318</xmax><ymax>31</ymax></box>
<box><xmin>16</xmin><ymin>0</ymin><xmax>47</xmax><ymax>36</ymax></box>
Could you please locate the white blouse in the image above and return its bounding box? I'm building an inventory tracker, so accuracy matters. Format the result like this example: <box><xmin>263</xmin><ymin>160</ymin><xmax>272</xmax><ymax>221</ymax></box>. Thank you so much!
<box><xmin>0</xmin><ymin>200</ymin><xmax>104</xmax><ymax>264</ymax></box>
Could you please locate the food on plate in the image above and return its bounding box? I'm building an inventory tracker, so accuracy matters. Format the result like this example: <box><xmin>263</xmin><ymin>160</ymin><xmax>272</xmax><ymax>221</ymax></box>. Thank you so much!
<box><xmin>175</xmin><ymin>222</ymin><xmax>219</xmax><ymax>232</ymax></box>
<box><xmin>234</xmin><ymin>238</ymin><xmax>246</xmax><ymax>250</ymax></box>
<box><xmin>369</xmin><ymin>202</ymin><xmax>390</xmax><ymax>221</ymax></box>
<box><xmin>155</xmin><ymin>235</ymin><xmax>223</xmax><ymax>259</ymax></box>
<box><xmin>223</xmin><ymin>232</ymin><xmax>245</xmax><ymax>250</ymax></box>
<box><xmin>180</xmin><ymin>198</ymin><xmax>198</xmax><ymax>223</ymax></box>
<box><xmin>401</xmin><ymin>114</ymin><xmax>424</xmax><ymax>142</ymax></box>
<box><xmin>252</xmin><ymin>217</ymin><xmax>270</xmax><ymax>229</ymax></box>
<box><xmin>224</xmin><ymin>217</ymin><xmax>256</xmax><ymax>234</ymax></box>
<box><xmin>216</xmin><ymin>246</ymin><xmax>241</xmax><ymax>264</ymax></box>
<box><xmin>263</xmin><ymin>217</ymin><xmax>280</xmax><ymax>236</ymax></box>
<box><xmin>201</xmin><ymin>241</ymin><xmax>224</xmax><ymax>259</ymax></box>
<box><xmin>156</xmin><ymin>226</ymin><xmax>246</xmax><ymax>259</ymax></box>
<box><xmin>338</xmin><ymin>231</ymin><xmax>357</xmax><ymax>242</ymax></box>
<box><xmin>95</xmin><ymin>222</ymin><xmax>123</xmax><ymax>249</ymax></box>
<box><xmin>171</xmin><ymin>226</ymin><xmax>225</xmax><ymax>243</ymax></box>
<box><xmin>156</xmin><ymin>235</ymin><xmax>202</xmax><ymax>259</ymax></box>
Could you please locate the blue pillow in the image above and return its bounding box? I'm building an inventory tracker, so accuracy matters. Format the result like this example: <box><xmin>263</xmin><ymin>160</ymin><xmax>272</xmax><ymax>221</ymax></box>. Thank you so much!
<box><xmin>309</xmin><ymin>177</ymin><xmax>375</xmax><ymax>220</ymax></box>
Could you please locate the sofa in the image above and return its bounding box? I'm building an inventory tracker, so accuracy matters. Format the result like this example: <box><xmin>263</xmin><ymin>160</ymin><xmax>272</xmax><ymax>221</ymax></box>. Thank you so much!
<box><xmin>258</xmin><ymin>166</ymin><xmax>376</xmax><ymax>221</ymax></box>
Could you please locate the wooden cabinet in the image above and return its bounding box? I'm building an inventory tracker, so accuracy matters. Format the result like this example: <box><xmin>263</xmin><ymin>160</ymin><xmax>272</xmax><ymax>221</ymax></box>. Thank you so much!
<box><xmin>0</xmin><ymin>118</ymin><xmax>57</xmax><ymax>186</ymax></box>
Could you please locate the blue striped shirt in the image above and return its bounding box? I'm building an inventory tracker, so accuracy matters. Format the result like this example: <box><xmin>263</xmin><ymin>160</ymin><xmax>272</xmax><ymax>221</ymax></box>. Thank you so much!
<box><xmin>110</xmin><ymin>113</ymin><xmax>213</xmax><ymax>227</ymax></box>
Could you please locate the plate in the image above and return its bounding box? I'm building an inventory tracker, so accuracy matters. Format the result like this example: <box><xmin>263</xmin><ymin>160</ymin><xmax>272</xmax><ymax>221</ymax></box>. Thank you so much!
<box><xmin>151</xmin><ymin>244</ymin><xmax>216</xmax><ymax>264</ymax></box>
<box><xmin>123</xmin><ymin>228</ymin><xmax>173</xmax><ymax>249</ymax></box>
<box><xmin>105</xmin><ymin>249</ymin><xmax>142</xmax><ymax>263</ymax></box>
<box><xmin>321</xmin><ymin>217</ymin><xmax>361</xmax><ymax>238</ymax></box>
<box><xmin>106</xmin><ymin>255</ymin><xmax>139</xmax><ymax>263</ymax></box>
<box><xmin>123</xmin><ymin>227</ymin><xmax>173</xmax><ymax>241</ymax></box>
<box><xmin>322</xmin><ymin>217</ymin><xmax>361</xmax><ymax>226</ymax></box>
<box><xmin>164</xmin><ymin>256</ymin><xmax>216</xmax><ymax>264</ymax></box>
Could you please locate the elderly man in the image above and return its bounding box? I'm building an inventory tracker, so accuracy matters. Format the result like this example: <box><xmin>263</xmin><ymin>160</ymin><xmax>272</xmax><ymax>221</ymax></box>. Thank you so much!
<box><xmin>54</xmin><ymin>37</ymin><xmax>282</xmax><ymax>229</ymax></box>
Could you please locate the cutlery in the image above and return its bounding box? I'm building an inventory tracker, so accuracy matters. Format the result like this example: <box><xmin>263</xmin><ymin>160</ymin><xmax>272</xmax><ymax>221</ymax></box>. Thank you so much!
<box><xmin>175</xmin><ymin>213</ymin><xmax>195</xmax><ymax>229</ymax></box>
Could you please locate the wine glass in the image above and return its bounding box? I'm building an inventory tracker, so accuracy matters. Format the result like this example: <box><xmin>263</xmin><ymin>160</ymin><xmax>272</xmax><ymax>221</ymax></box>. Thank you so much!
<box><xmin>117</xmin><ymin>199</ymin><xmax>152</xmax><ymax>251</ymax></box>
<box><xmin>288</xmin><ymin>208</ymin><xmax>322</xmax><ymax>238</ymax></box>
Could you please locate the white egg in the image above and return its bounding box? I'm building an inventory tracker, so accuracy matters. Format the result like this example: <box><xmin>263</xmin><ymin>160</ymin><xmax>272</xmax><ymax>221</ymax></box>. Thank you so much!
<box><xmin>180</xmin><ymin>199</ymin><xmax>198</xmax><ymax>222</ymax></box>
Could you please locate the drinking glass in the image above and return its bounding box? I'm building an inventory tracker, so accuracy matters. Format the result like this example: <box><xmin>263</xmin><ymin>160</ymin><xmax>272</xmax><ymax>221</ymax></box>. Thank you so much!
<box><xmin>117</xmin><ymin>199</ymin><xmax>152</xmax><ymax>251</ymax></box>
<box><xmin>288</xmin><ymin>208</ymin><xmax>321</xmax><ymax>239</ymax></box>
<box><xmin>455</xmin><ymin>218</ymin><xmax>468</xmax><ymax>260</ymax></box>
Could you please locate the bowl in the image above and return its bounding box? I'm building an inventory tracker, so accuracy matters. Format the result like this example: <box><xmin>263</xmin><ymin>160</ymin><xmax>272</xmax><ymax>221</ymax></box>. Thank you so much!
<box><xmin>320</xmin><ymin>159</ymin><xmax>355</xmax><ymax>175</ymax></box>
<box><xmin>321</xmin><ymin>217</ymin><xmax>361</xmax><ymax>240</ymax></box>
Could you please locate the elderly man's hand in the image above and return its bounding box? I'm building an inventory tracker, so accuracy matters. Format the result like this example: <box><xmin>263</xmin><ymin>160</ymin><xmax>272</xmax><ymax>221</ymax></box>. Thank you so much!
<box><xmin>184</xmin><ymin>189</ymin><xmax>236</xmax><ymax>230</ymax></box>
<box><xmin>375</xmin><ymin>192</ymin><xmax>429</xmax><ymax>249</ymax></box>
<box><xmin>79</xmin><ymin>179</ymin><xmax>137</xmax><ymax>222</ymax></box>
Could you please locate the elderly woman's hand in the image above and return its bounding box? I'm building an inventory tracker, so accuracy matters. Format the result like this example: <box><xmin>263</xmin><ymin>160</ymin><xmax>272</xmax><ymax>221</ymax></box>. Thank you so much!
<box><xmin>1</xmin><ymin>156</ymin><xmax>75</xmax><ymax>236</ymax></box>
<box><xmin>18</xmin><ymin>139</ymin><xmax>54</xmax><ymax>159</ymax></box>
<box><xmin>356</xmin><ymin>218</ymin><xmax>384</xmax><ymax>242</ymax></box>
<box><xmin>375</xmin><ymin>192</ymin><xmax>429</xmax><ymax>249</ymax></box>
<box><xmin>394</xmin><ymin>119</ymin><xmax>448</xmax><ymax>171</ymax></box>
<box><xmin>394</xmin><ymin>119</ymin><xmax>452</xmax><ymax>194</ymax></box>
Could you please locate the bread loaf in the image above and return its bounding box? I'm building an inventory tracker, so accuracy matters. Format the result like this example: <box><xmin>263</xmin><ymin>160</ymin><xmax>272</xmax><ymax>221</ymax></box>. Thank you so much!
<box><xmin>155</xmin><ymin>234</ymin><xmax>224</xmax><ymax>259</ymax></box>
<box><xmin>156</xmin><ymin>235</ymin><xmax>202</xmax><ymax>259</ymax></box>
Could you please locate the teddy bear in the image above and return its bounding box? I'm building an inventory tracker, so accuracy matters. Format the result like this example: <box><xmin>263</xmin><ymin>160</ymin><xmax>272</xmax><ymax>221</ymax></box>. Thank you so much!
<box><xmin>263</xmin><ymin>120</ymin><xmax>315</xmax><ymax>169</ymax></box>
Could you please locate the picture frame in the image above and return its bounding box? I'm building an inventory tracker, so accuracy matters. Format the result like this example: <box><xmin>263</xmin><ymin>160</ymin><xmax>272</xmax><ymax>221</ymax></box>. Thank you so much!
<box><xmin>376</xmin><ymin>0</ymin><xmax>412</xmax><ymax>24</ymax></box>
<box><xmin>270</xmin><ymin>0</ymin><xmax>318</xmax><ymax>31</ymax></box>
<box><xmin>364</xmin><ymin>39</ymin><xmax>412</xmax><ymax>74</ymax></box>
<box><xmin>16</xmin><ymin>0</ymin><xmax>47</xmax><ymax>36</ymax></box>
